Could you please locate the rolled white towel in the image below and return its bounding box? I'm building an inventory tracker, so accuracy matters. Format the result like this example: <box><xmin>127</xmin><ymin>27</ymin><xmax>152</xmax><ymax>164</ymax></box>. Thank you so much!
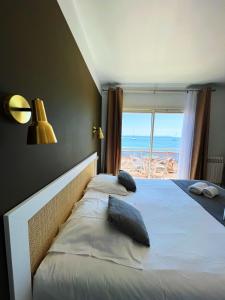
<box><xmin>188</xmin><ymin>182</ymin><xmax>208</xmax><ymax>195</ymax></box>
<box><xmin>202</xmin><ymin>186</ymin><xmax>219</xmax><ymax>198</ymax></box>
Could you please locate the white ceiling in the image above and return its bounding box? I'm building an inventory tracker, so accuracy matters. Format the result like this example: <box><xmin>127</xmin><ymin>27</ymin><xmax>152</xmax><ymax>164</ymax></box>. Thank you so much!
<box><xmin>58</xmin><ymin>0</ymin><xmax>225</xmax><ymax>90</ymax></box>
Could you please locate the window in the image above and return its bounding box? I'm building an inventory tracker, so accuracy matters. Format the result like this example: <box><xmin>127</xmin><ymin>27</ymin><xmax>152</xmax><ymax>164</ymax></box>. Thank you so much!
<box><xmin>121</xmin><ymin>111</ymin><xmax>184</xmax><ymax>179</ymax></box>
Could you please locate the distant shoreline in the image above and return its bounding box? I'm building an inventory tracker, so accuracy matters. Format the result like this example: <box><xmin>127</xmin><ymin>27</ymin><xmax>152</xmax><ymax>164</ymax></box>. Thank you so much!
<box><xmin>122</xmin><ymin>135</ymin><xmax>181</xmax><ymax>155</ymax></box>
<box><xmin>122</xmin><ymin>148</ymin><xmax>179</xmax><ymax>152</ymax></box>
<box><xmin>122</xmin><ymin>135</ymin><xmax>181</xmax><ymax>138</ymax></box>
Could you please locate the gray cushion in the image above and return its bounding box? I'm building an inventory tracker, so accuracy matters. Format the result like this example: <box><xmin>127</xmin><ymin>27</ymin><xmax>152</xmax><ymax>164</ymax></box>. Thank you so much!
<box><xmin>108</xmin><ymin>196</ymin><xmax>150</xmax><ymax>247</ymax></box>
<box><xmin>118</xmin><ymin>170</ymin><xmax>136</xmax><ymax>192</ymax></box>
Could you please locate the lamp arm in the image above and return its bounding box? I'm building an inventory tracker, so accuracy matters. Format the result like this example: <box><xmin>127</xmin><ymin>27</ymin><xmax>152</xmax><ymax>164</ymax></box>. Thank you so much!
<box><xmin>10</xmin><ymin>107</ymin><xmax>32</xmax><ymax>112</ymax></box>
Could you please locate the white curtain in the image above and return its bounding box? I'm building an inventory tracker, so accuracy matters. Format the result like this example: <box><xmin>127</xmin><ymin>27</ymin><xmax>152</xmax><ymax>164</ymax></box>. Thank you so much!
<box><xmin>178</xmin><ymin>91</ymin><xmax>197</xmax><ymax>179</ymax></box>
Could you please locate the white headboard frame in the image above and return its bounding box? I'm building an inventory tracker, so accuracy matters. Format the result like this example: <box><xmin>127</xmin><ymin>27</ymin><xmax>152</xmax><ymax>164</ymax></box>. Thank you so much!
<box><xmin>4</xmin><ymin>152</ymin><xmax>98</xmax><ymax>300</ymax></box>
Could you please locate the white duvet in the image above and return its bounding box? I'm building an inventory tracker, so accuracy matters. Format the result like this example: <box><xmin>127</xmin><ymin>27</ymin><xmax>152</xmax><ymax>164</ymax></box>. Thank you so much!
<box><xmin>48</xmin><ymin>197</ymin><xmax>147</xmax><ymax>269</ymax></box>
<box><xmin>33</xmin><ymin>180</ymin><xmax>225</xmax><ymax>300</ymax></box>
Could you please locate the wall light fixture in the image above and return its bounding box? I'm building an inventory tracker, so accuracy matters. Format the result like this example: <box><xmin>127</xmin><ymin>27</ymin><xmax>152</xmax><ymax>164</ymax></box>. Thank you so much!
<box><xmin>4</xmin><ymin>95</ymin><xmax>57</xmax><ymax>144</ymax></box>
<box><xmin>92</xmin><ymin>126</ymin><xmax>104</xmax><ymax>140</ymax></box>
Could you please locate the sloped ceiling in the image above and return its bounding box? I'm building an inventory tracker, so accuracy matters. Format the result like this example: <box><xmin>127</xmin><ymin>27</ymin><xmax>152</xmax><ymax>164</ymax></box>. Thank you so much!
<box><xmin>58</xmin><ymin>0</ymin><xmax>225</xmax><ymax>89</ymax></box>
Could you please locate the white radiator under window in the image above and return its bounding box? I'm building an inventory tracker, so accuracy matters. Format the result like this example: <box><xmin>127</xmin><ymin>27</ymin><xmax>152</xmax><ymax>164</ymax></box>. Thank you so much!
<box><xmin>206</xmin><ymin>156</ymin><xmax>224</xmax><ymax>185</ymax></box>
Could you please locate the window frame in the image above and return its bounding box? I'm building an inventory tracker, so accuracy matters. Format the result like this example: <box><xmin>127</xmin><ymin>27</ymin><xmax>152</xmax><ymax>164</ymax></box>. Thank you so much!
<box><xmin>121</xmin><ymin>109</ymin><xmax>184</xmax><ymax>178</ymax></box>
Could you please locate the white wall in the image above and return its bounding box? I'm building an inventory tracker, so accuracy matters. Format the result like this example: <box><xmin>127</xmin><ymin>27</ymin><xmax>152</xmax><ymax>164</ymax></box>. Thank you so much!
<box><xmin>123</xmin><ymin>91</ymin><xmax>186</xmax><ymax>111</ymax></box>
<box><xmin>208</xmin><ymin>87</ymin><xmax>225</xmax><ymax>158</ymax></box>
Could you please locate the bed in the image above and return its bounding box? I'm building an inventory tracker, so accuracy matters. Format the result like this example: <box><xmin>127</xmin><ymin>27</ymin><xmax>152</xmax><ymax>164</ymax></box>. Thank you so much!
<box><xmin>4</xmin><ymin>153</ymin><xmax>225</xmax><ymax>300</ymax></box>
<box><xmin>34</xmin><ymin>179</ymin><xmax>225</xmax><ymax>300</ymax></box>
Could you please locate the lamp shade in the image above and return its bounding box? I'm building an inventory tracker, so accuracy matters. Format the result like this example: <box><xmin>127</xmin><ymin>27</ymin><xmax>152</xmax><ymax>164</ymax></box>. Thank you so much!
<box><xmin>98</xmin><ymin>127</ymin><xmax>104</xmax><ymax>140</ymax></box>
<box><xmin>27</xmin><ymin>98</ymin><xmax>57</xmax><ymax>144</ymax></box>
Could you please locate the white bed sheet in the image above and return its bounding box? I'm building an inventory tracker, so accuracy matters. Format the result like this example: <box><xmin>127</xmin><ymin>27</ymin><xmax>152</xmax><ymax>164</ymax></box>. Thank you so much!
<box><xmin>33</xmin><ymin>180</ymin><xmax>225</xmax><ymax>300</ymax></box>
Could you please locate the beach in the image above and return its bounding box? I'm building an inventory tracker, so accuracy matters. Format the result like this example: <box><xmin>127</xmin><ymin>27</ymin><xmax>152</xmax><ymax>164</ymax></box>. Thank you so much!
<box><xmin>121</xmin><ymin>136</ymin><xmax>181</xmax><ymax>179</ymax></box>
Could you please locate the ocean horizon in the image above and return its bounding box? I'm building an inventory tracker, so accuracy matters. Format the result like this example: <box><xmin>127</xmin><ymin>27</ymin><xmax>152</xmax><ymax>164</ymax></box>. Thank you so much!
<box><xmin>122</xmin><ymin>135</ymin><xmax>181</xmax><ymax>153</ymax></box>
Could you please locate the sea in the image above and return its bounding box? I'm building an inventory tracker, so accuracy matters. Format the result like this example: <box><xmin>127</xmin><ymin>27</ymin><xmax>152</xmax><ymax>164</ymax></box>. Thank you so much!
<box><xmin>122</xmin><ymin>136</ymin><xmax>181</xmax><ymax>159</ymax></box>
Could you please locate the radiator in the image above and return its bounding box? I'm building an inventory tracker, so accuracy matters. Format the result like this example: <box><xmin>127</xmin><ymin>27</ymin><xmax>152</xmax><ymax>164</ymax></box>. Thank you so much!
<box><xmin>206</xmin><ymin>156</ymin><xmax>224</xmax><ymax>185</ymax></box>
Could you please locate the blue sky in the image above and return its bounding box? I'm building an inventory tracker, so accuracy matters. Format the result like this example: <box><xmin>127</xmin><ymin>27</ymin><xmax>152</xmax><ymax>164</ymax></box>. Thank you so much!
<box><xmin>122</xmin><ymin>112</ymin><xmax>184</xmax><ymax>137</ymax></box>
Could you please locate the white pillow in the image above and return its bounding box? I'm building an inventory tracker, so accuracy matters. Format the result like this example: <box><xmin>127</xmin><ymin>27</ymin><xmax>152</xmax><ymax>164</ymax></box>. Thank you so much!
<box><xmin>49</xmin><ymin>198</ymin><xmax>148</xmax><ymax>269</ymax></box>
<box><xmin>86</xmin><ymin>174</ymin><xmax>129</xmax><ymax>196</ymax></box>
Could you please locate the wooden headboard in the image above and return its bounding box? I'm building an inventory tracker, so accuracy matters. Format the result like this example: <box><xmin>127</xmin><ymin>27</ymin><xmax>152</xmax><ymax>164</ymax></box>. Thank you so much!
<box><xmin>4</xmin><ymin>153</ymin><xmax>97</xmax><ymax>300</ymax></box>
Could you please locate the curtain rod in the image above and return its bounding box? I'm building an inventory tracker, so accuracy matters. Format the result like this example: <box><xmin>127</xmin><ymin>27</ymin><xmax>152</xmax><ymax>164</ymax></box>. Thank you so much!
<box><xmin>102</xmin><ymin>88</ymin><xmax>216</xmax><ymax>93</ymax></box>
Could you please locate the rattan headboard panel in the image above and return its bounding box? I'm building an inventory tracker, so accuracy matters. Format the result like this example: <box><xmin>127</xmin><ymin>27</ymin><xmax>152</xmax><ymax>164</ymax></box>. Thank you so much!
<box><xmin>28</xmin><ymin>160</ymin><xmax>96</xmax><ymax>275</ymax></box>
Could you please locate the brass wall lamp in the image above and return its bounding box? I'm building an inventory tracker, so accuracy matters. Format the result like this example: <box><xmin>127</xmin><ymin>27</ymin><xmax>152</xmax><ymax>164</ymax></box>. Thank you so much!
<box><xmin>4</xmin><ymin>95</ymin><xmax>57</xmax><ymax>144</ymax></box>
<box><xmin>92</xmin><ymin>126</ymin><xmax>104</xmax><ymax>140</ymax></box>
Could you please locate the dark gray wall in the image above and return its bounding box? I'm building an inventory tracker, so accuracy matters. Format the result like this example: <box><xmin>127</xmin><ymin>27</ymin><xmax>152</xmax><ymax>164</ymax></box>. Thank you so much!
<box><xmin>0</xmin><ymin>1</ymin><xmax>101</xmax><ymax>298</ymax></box>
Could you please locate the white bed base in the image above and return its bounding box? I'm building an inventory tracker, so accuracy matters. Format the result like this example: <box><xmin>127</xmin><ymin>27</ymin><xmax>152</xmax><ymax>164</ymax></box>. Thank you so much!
<box><xmin>4</xmin><ymin>152</ymin><xmax>97</xmax><ymax>300</ymax></box>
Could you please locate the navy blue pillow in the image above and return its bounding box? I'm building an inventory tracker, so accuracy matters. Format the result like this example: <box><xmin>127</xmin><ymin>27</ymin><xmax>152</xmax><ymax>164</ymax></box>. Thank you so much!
<box><xmin>118</xmin><ymin>170</ymin><xmax>136</xmax><ymax>192</ymax></box>
<box><xmin>108</xmin><ymin>196</ymin><xmax>150</xmax><ymax>247</ymax></box>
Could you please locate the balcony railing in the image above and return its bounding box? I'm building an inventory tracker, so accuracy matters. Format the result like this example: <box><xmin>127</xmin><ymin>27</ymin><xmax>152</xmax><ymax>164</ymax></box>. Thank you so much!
<box><xmin>121</xmin><ymin>149</ymin><xmax>179</xmax><ymax>179</ymax></box>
